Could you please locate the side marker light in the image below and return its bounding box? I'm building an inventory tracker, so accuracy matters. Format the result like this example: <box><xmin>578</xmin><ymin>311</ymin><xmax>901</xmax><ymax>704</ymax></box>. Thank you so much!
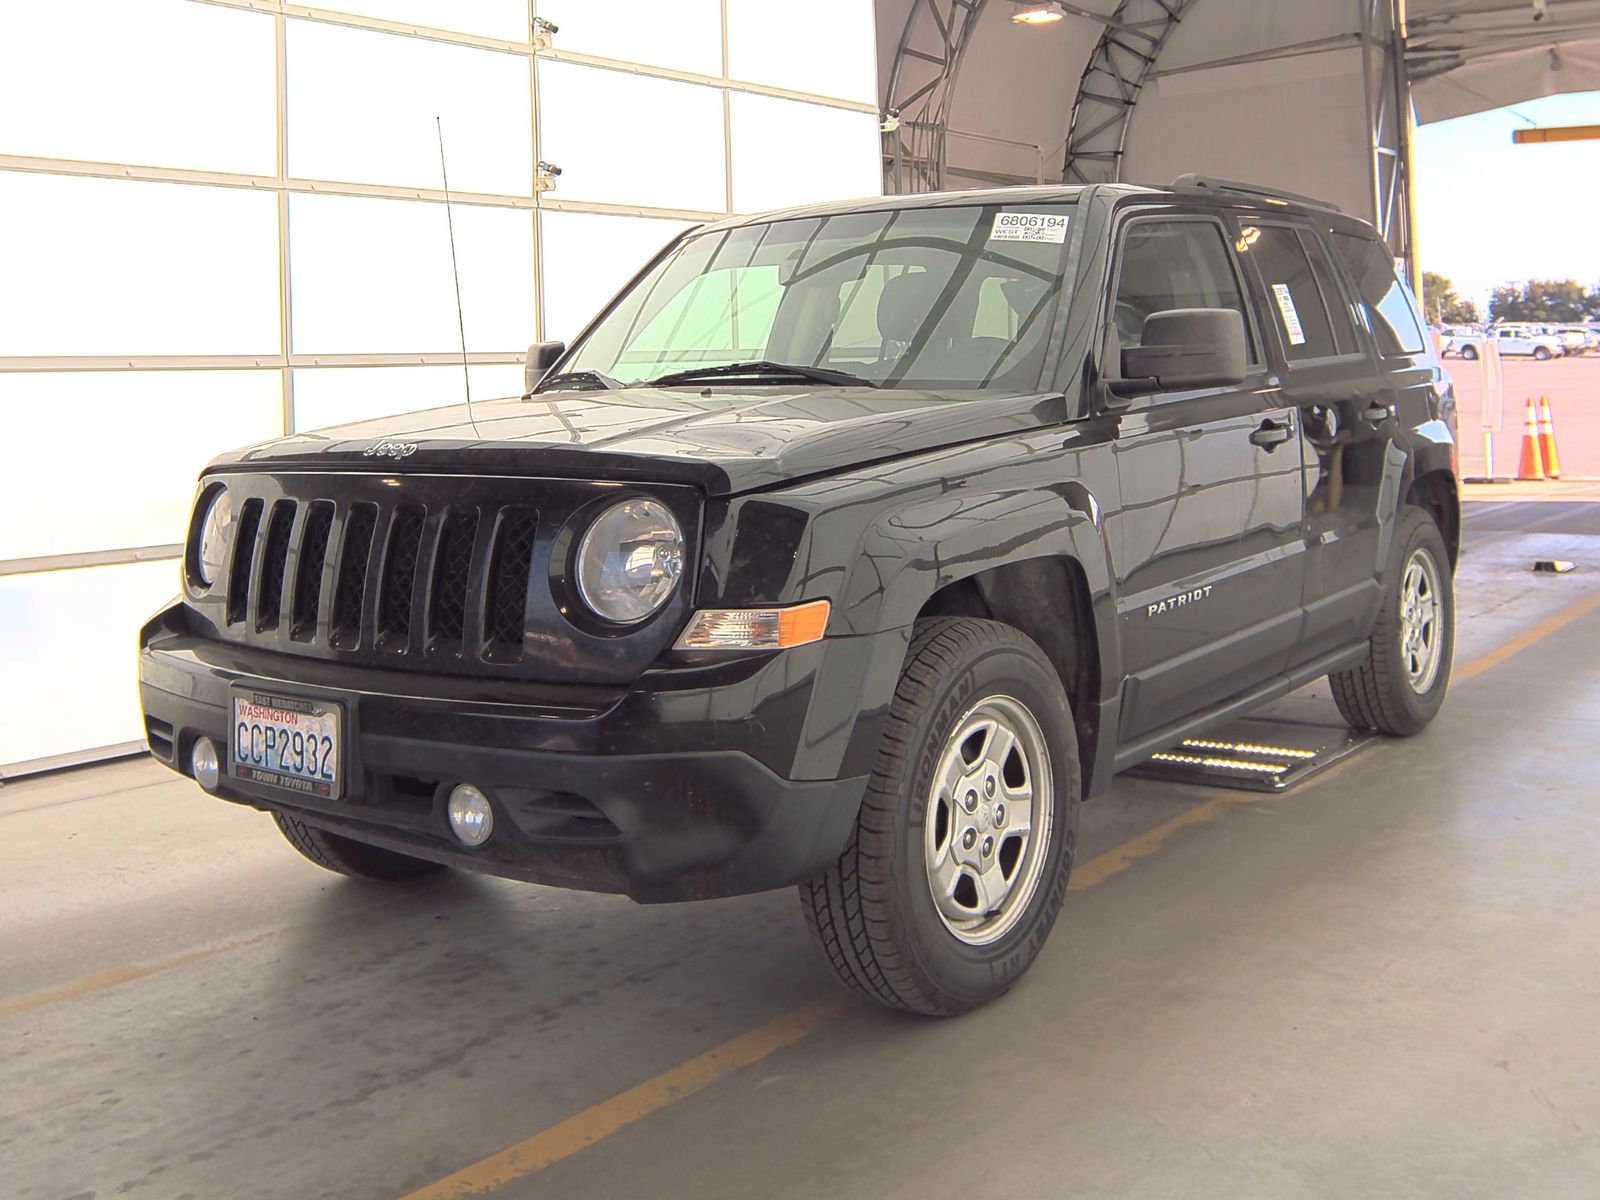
<box><xmin>675</xmin><ymin>599</ymin><xmax>831</xmax><ymax>651</ymax></box>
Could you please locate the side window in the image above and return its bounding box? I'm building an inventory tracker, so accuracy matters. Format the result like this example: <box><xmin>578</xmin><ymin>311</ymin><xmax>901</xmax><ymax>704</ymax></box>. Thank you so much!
<box><xmin>1240</xmin><ymin>224</ymin><xmax>1341</xmax><ymax>361</ymax></box>
<box><xmin>1300</xmin><ymin>231</ymin><xmax>1360</xmax><ymax>356</ymax></box>
<box><xmin>1332</xmin><ymin>231</ymin><xmax>1427</xmax><ymax>356</ymax></box>
<box><xmin>1112</xmin><ymin>219</ymin><xmax>1256</xmax><ymax>363</ymax></box>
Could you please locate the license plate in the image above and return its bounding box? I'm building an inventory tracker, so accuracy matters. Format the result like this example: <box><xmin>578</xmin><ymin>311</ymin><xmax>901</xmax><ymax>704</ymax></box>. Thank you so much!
<box><xmin>230</xmin><ymin>690</ymin><xmax>343</xmax><ymax>800</ymax></box>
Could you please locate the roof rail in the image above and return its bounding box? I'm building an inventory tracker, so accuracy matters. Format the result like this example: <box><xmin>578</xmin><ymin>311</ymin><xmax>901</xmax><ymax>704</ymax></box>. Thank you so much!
<box><xmin>1170</xmin><ymin>173</ymin><xmax>1343</xmax><ymax>213</ymax></box>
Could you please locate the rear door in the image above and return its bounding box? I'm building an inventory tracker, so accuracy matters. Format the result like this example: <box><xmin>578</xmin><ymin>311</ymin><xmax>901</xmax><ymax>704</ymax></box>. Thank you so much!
<box><xmin>1104</xmin><ymin>211</ymin><xmax>1306</xmax><ymax>742</ymax></box>
<box><xmin>1326</xmin><ymin>227</ymin><xmax>1442</xmax><ymax>631</ymax></box>
<box><xmin>1233</xmin><ymin>217</ymin><xmax>1388</xmax><ymax>665</ymax></box>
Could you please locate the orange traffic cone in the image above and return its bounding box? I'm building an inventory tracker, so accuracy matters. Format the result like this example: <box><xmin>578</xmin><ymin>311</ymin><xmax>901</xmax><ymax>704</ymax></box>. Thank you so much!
<box><xmin>1517</xmin><ymin>397</ymin><xmax>1547</xmax><ymax>481</ymax></box>
<box><xmin>1537</xmin><ymin>395</ymin><xmax>1563</xmax><ymax>480</ymax></box>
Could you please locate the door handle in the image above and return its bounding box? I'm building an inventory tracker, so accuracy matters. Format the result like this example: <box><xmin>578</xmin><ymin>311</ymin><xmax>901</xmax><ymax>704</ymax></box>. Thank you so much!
<box><xmin>1249</xmin><ymin>419</ymin><xmax>1293</xmax><ymax>450</ymax></box>
<box><xmin>1361</xmin><ymin>401</ymin><xmax>1392</xmax><ymax>423</ymax></box>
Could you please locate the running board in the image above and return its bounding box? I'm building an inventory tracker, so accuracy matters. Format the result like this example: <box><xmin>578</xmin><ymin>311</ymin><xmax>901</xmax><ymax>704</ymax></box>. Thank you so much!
<box><xmin>1123</xmin><ymin>717</ymin><xmax>1377</xmax><ymax>794</ymax></box>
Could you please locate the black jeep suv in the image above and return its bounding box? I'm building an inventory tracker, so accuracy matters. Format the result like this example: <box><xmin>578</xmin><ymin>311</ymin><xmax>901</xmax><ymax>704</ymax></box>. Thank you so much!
<box><xmin>140</xmin><ymin>177</ymin><xmax>1458</xmax><ymax>1015</ymax></box>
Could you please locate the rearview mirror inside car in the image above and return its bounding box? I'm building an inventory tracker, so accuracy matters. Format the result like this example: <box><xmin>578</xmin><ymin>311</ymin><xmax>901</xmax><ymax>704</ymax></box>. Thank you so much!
<box><xmin>1116</xmin><ymin>308</ymin><xmax>1249</xmax><ymax>395</ymax></box>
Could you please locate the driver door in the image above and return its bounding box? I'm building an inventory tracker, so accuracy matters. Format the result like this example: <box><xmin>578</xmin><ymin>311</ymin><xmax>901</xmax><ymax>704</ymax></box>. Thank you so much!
<box><xmin>1104</xmin><ymin>212</ymin><xmax>1307</xmax><ymax>742</ymax></box>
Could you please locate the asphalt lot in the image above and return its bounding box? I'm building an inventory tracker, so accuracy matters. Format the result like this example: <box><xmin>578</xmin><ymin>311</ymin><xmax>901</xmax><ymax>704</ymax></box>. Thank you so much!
<box><xmin>5</xmin><ymin>494</ymin><xmax>1600</xmax><ymax>1199</ymax></box>
<box><xmin>1448</xmin><ymin>354</ymin><xmax>1600</xmax><ymax>479</ymax></box>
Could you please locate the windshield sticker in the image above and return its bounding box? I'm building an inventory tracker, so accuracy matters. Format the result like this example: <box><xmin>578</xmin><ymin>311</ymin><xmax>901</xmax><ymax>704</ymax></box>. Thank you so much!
<box><xmin>990</xmin><ymin>212</ymin><xmax>1069</xmax><ymax>244</ymax></box>
<box><xmin>1271</xmin><ymin>283</ymin><xmax>1307</xmax><ymax>346</ymax></box>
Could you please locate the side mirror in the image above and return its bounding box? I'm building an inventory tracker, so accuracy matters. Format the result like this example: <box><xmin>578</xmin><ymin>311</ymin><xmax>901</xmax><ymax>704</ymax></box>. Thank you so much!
<box><xmin>1116</xmin><ymin>308</ymin><xmax>1248</xmax><ymax>395</ymax></box>
<box><xmin>524</xmin><ymin>340</ymin><xmax>566</xmax><ymax>393</ymax></box>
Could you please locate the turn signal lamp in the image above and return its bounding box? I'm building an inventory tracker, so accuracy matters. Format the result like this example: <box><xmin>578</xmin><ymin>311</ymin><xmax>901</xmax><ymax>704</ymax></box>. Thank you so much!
<box><xmin>675</xmin><ymin>600</ymin><xmax>831</xmax><ymax>651</ymax></box>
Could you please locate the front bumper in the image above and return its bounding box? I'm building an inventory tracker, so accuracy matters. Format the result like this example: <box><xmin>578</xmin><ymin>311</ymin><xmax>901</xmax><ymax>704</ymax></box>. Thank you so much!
<box><xmin>139</xmin><ymin>623</ymin><xmax>868</xmax><ymax>903</ymax></box>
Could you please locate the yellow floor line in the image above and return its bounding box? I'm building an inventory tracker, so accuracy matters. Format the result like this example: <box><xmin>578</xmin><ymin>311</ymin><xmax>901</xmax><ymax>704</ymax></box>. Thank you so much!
<box><xmin>397</xmin><ymin>993</ymin><xmax>856</xmax><ymax>1200</ymax></box>
<box><xmin>1068</xmin><ymin>793</ymin><xmax>1246</xmax><ymax>891</ymax></box>
<box><xmin>1456</xmin><ymin>589</ymin><xmax>1600</xmax><ymax>680</ymax></box>
<box><xmin>0</xmin><ymin>928</ymin><xmax>287</xmax><ymax>1020</ymax></box>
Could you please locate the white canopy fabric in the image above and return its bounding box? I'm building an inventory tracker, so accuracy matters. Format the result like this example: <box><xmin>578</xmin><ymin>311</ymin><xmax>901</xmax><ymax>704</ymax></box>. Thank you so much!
<box><xmin>1409</xmin><ymin>0</ymin><xmax>1600</xmax><ymax>122</ymax></box>
<box><xmin>877</xmin><ymin>0</ymin><xmax>1600</xmax><ymax>241</ymax></box>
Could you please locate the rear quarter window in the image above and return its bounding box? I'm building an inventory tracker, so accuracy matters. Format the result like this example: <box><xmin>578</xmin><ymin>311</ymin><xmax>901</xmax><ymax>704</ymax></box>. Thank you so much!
<box><xmin>1332</xmin><ymin>231</ymin><xmax>1427</xmax><ymax>357</ymax></box>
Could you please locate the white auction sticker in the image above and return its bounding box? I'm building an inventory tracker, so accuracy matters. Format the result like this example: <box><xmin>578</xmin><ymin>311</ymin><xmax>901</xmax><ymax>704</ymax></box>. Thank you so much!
<box><xmin>990</xmin><ymin>211</ymin><xmax>1069</xmax><ymax>244</ymax></box>
<box><xmin>1271</xmin><ymin>282</ymin><xmax>1307</xmax><ymax>346</ymax></box>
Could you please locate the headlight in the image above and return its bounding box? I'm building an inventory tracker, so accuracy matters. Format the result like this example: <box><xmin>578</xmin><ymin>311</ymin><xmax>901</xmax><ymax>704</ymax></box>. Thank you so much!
<box><xmin>575</xmin><ymin>498</ymin><xmax>684</xmax><ymax>624</ymax></box>
<box><xmin>194</xmin><ymin>486</ymin><xmax>234</xmax><ymax>588</ymax></box>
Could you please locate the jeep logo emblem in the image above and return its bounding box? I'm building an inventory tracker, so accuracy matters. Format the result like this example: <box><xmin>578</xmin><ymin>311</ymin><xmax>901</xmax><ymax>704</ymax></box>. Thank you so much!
<box><xmin>363</xmin><ymin>440</ymin><xmax>418</xmax><ymax>460</ymax></box>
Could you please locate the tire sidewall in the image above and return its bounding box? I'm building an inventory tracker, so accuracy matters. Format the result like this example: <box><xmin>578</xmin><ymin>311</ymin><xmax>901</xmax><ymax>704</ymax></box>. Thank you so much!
<box><xmin>882</xmin><ymin>634</ymin><xmax>1080</xmax><ymax>1009</ymax></box>
<box><xmin>1382</xmin><ymin>511</ymin><xmax>1455</xmax><ymax>727</ymax></box>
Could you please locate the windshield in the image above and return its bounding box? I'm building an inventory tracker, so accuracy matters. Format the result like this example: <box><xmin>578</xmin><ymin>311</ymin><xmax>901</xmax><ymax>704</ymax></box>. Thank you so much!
<box><xmin>548</xmin><ymin>203</ymin><xmax>1076</xmax><ymax>392</ymax></box>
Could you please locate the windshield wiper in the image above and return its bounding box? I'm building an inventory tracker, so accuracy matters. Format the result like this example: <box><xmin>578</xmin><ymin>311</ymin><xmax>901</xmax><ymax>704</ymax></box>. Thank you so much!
<box><xmin>641</xmin><ymin>360</ymin><xmax>879</xmax><ymax>389</ymax></box>
<box><xmin>534</xmin><ymin>369</ymin><xmax>623</xmax><ymax>393</ymax></box>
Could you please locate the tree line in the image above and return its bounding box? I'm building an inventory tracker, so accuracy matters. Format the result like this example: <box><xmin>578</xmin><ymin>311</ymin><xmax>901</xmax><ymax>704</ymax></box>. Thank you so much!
<box><xmin>1423</xmin><ymin>273</ymin><xmax>1600</xmax><ymax>325</ymax></box>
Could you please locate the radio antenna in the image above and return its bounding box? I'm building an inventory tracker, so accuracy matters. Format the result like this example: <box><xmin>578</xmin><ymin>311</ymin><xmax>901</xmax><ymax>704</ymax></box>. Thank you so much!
<box><xmin>435</xmin><ymin>116</ymin><xmax>479</xmax><ymax>436</ymax></box>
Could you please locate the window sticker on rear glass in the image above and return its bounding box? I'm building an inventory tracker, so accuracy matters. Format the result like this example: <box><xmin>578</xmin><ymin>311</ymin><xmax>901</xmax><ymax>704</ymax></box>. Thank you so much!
<box><xmin>989</xmin><ymin>211</ymin><xmax>1069</xmax><ymax>244</ymax></box>
<box><xmin>1272</xmin><ymin>282</ymin><xmax>1307</xmax><ymax>345</ymax></box>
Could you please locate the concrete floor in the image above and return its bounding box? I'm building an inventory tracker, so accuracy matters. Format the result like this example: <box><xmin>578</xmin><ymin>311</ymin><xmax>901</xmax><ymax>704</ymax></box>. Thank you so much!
<box><xmin>5</xmin><ymin>494</ymin><xmax>1600</xmax><ymax>1200</ymax></box>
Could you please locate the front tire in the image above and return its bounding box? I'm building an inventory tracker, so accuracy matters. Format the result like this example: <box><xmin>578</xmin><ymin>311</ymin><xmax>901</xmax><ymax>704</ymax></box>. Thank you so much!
<box><xmin>272</xmin><ymin>811</ymin><xmax>447</xmax><ymax>881</ymax></box>
<box><xmin>1534</xmin><ymin>346</ymin><xmax>1552</xmax><ymax>361</ymax></box>
<box><xmin>1459</xmin><ymin>345</ymin><xmax>1478</xmax><ymax>360</ymax></box>
<box><xmin>1329</xmin><ymin>507</ymin><xmax>1454</xmax><ymax>736</ymax></box>
<box><xmin>799</xmin><ymin>618</ymin><xmax>1080</xmax><ymax>1016</ymax></box>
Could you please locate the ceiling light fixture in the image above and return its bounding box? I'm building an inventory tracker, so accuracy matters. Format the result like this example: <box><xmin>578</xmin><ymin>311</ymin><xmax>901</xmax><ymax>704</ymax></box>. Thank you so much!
<box><xmin>1011</xmin><ymin>2</ymin><xmax>1066</xmax><ymax>26</ymax></box>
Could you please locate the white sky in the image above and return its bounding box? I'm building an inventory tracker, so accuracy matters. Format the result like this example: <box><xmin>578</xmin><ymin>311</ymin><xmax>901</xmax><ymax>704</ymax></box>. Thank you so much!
<box><xmin>1412</xmin><ymin>91</ymin><xmax>1600</xmax><ymax>314</ymax></box>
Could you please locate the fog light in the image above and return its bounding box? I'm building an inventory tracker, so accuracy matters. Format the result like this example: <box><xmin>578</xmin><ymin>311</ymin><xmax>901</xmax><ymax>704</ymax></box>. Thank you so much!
<box><xmin>191</xmin><ymin>737</ymin><xmax>220</xmax><ymax>792</ymax></box>
<box><xmin>447</xmin><ymin>784</ymin><xmax>494</xmax><ymax>846</ymax></box>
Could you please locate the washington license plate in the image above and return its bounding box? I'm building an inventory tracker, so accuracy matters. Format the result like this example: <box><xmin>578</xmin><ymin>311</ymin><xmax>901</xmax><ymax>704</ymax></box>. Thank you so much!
<box><xmin>230</xmin><ymin>691</ymin><xmax>343</xmax><ymax>800</ymax></box>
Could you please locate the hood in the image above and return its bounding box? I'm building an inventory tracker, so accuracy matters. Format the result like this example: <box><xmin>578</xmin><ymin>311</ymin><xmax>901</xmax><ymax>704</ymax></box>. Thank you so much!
<box><xmin>214</xmin><ymin>386</ymin><xmax>1066</xmax><ymax>495</ymax></box>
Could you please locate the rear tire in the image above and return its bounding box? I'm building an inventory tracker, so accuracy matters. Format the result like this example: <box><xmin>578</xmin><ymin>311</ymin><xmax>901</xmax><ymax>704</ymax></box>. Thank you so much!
<box><xmin>1459</xmin><ymin>345</ymin><xmax>1478</xmax><ymax>360</ymax></box>
<box><xmin>272</xmin><ymin>811</ymin><xmax>446</xmax><ymax>882</ymax></box>
<box><xmin>1534</xmin><ymin>346</ymin><xmax>1552</xmax><ymax>361</ymax></box>
<box><xmin>799</xmin><ymin>618</ymin><xmax>1080</xmax><ymax>1016</ymax></box>
<box><xmin>1329</xmin><ymin>507</ymin><xmax>1454</xmax><ymax>737</ymax></box>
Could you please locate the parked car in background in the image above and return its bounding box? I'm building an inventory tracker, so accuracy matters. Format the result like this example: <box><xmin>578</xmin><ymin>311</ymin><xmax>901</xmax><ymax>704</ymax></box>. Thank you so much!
<box><xmin>1551</xmin><ymin>326</ymin><xmax>1594</xmax><ymax>355</ymax></box>
<box><xmin>1438</xmin><ymin>325</ymin><xmax>1477</xmax><ymax>358</ymax></box>
<box><xmin>1490</xmin><ymin>326</ymin><xmax>1563</xmax><ymax>360</ymax></box>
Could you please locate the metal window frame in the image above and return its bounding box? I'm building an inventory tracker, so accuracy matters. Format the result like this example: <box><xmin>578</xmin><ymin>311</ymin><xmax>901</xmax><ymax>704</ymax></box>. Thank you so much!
<box><xmin>0</xmin><ymin>0</ymin><xmax>880</xmax><ymax>581</ymax></box>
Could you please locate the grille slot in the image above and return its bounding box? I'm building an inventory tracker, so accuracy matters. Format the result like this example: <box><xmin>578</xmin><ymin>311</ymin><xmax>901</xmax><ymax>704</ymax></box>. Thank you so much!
<box><xmin>377</xmin><ymin>505</ymin><xmax>427</xmax><ymax>651</ymax></box>
<box><xmin>291</xmin><ymin>501</ymin><xmax>335</xmax><ymax>642</ymax></box>
<box><xmin>484</xmin><ymin>508</ymin><xmax>538</xmax><ymax>657</ymax></box>
<box><xmin>225</xmin><ymin>498</ymin><xmax>264</xmax><ymax>626</ymax></box>
<box><xmin>428</xmin><ymin>507</ymin><xmax>478</xmax><ymax>647</ymax></box>
<box><xmin>331</xmin><ymin>503</ymin><xmax>379</xmax><ymax>649</ymax></box>
<box><xmin>256</xmin><ymin>500</ymin><xmax>297</xmax><ymax>631</ymax></box>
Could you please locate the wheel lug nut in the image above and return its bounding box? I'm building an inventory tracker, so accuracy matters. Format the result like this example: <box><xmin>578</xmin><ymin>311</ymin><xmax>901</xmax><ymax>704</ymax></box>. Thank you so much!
<box><xmin>984</xmin><ymin>777</ymin><xmax>996</xmax><ymax>797</ymax></box>
<box><xmin>994</xmin><ymin>804</ymin><xmax>1005</xmax><ymax>827</ymax></box>
<box><xmin>962</xmin><ymin>790</ymin><xmax>978</xmax><ymax>813</ymax></box>
<box><xmin>982</xmin><ymin>836</ymin><xmax>994</xmax><ymax>858</ymax></box>
<box><xmin>962</xmin><ymin>829</ymin><xmax>977</xmax><ymax>850</ymax></box>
